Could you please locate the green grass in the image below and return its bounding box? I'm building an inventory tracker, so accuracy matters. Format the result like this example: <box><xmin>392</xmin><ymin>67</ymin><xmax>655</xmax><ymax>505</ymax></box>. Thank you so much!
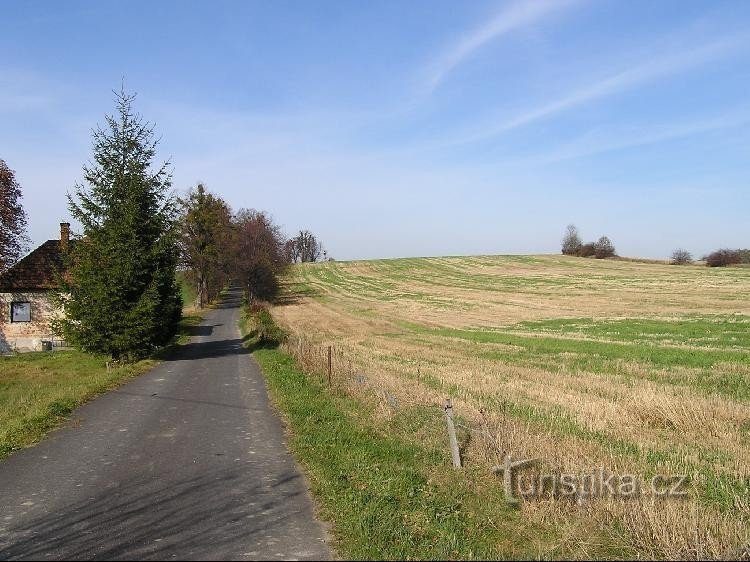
<box><xmin>514</xmin><ymin>316</ymin><xmax>750</xmax><ymax>349</ymax></box>
<box><xmin>0</xmin><ymin>351</ymin><xmax>156</xmax><ymax>459</ymax></box>
<box><xmin>0</xmin><ymin>313</ymin><xmax>202</xmax><ymax>461</ymax></box>
<box><xmin>393</xmin><ymin>320</ymin><xmax>750</xmax><ymax>401</ymax></box>
<box><xmin>176</xmin><ymin>270</ymin><xmax>197</xmax><ymax>308</ymax></box>
<box><xmin>242</xmin><ymin>308</ymin><xmax>629</xmax><ymax>560</ymax></box>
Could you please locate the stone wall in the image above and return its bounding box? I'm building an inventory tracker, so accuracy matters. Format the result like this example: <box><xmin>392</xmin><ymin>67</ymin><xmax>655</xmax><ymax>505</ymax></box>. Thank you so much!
<box><xmin>0</xmin><ymin>291</ymin><xmax>60</xmax><ymax>353</ymax></box>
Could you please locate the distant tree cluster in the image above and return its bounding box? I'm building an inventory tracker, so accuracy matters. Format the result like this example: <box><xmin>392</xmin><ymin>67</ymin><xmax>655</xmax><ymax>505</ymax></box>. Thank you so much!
<box><xmin>561</xmin><ymin>225</ymin><xmax>616</xmax><ymax>259</ymax></box>
<box><xmin>668</xmin><ymin>247</ymin><xmax>750</xmax><ymax>267</ymax></box>
<box><xmin>703</xmin><ymin>248</ymin><xmax>750</xmax><ymax>268</ymax></box>
<box><xmin>179</xmin><ymin>200</ymin><xmax>326</xmax><ymax>304</ymax></box>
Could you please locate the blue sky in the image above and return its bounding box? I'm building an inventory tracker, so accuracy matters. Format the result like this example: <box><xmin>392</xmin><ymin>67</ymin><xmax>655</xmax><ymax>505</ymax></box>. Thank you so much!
<box><xmin>2</xmin><ymin>0</ymin><xmax>749</xmax><ymax>260</ymax></box>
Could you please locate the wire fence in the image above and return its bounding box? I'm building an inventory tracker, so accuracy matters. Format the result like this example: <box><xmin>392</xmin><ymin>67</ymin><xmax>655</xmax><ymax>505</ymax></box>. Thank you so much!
<box><xmin>284</xmin><ymin>331</ymin><xmax>510</xmax><ymax>470</ymax></box>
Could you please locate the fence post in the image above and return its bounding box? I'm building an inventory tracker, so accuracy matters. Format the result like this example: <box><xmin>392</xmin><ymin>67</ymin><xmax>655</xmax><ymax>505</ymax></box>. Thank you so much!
<box><xmin>327</xmin><ymin>345</ymin><xmax>332</xmax><ymax>386</ymax></box>
<box><xmin>444</xmin><ymin>398</ymin><xmax>462</xmax><ymax>469</ymax></box>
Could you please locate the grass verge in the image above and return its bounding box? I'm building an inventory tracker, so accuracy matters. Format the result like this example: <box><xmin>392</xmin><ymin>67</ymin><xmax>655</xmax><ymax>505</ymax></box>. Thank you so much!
<box><xmin>0</xmin><ymin>312</ymin><xmax>202</xmax><ymax>461</ymax></box>
<box><xmin>242</xmin><ymin>306</ymin><xmax>625</xmax><ymax>560</ymax></box>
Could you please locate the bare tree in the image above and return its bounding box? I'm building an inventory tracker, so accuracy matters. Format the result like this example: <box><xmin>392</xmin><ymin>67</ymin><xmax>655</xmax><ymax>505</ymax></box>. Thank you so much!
<box><xmin>594</xmin><ymin>236</ymin><xmax>616</xmax><ymax>259</ymax></box>
<box><xmin>289</xmin><ymin>230</ymin><xmax>323</xmax><ymax>263</ymax></box>
<box><xmin>561</xmin><ymin>224</ymin><xmax>582</xmax><ymax>256</ymax></box>
<box><xmin>671</xmin><ymin>248</ymin><xmax>693</xmax><ymax>265</ymax></box>
<box><xmin>0</xmin><ymin>159</ymin><xmax>29</xmax><ymax>273</ymax></box>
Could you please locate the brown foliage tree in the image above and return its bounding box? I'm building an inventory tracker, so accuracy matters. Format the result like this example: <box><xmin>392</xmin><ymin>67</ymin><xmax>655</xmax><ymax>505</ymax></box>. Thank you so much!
<box><xmin>232</xmin><ymin>209</ymin><xmax>289</xmax><ymax>302</ymax></box>
<box><xmin>0</xmin><ymin>159</ymin><xmax>29</xmax><ymax>273</ymax></box>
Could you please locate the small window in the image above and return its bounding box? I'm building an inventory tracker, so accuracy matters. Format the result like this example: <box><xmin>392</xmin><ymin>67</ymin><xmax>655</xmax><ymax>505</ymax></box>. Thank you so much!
<box><xmin>11</xmin><ymin>302</ymin><xmax>31</xmax><ymax>323</ymax></box>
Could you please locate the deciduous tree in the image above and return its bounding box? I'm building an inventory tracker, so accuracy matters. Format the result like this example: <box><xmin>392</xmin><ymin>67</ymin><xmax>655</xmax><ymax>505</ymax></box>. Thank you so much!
<box><xmin>232</xmin><ymin>209</ymin><xmax>289</xmax><ymax>302</ymax></box>
<box><xmin>671</xmin><ymin>248</ymin><xmax>693</xmax><ymax>265</ymax></box>
<box><xmin>561</xmin><ymin>224</ymin><xmax>582</xmax><ymax>256</ymax></box>
<box><xmin>289</xmin><ymin>229</ymin><xmax>323</xmax><ymax>263</ymax></box>
<box><xmin>179</xmin><ymin>183</ymin><xmax>232</xmax><ymax>307</ymax></box>
<box><xmin>0</xmin><ymin>159</ymin><xmax>29</xmax><ymax>273</ymax></box>
<box><xmin>594</xmin><ymin>236</ymin><xmax>616</xmax><ymax>259</ymax></box>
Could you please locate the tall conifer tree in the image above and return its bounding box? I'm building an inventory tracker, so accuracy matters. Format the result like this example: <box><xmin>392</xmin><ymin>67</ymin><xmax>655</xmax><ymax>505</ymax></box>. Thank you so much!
<box><xmin>55</xmin><ymin>89</ymin><xmax>181</xmax><ymax>359</ymax></box>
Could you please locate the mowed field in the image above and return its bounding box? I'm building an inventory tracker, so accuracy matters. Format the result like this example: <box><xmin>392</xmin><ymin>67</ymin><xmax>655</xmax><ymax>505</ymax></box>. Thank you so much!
<box><xmin>272</xmin><ymin>255</ymin><xmax>750</xmax><ymax>559</ymax></box>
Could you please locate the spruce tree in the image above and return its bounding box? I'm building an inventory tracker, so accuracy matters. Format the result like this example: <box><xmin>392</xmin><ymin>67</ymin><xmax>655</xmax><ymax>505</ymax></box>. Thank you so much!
<box><xmin>55</xmin><ymin>90</ymin><xmax>181</xmax><ymax>359</ymax></box>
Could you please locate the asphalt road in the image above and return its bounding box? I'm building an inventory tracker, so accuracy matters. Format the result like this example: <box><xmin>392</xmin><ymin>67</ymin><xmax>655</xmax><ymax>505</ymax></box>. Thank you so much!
<box><xmin>0</xmin><ymin>288</ymin><xmax>330</xmax><ymax>561</ymax></box>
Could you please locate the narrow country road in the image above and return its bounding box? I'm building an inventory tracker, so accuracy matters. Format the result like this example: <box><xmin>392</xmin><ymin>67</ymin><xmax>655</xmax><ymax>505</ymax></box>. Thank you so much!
<box><xmin>0</xmin><ymin>288</ymin><xmax>330</xmax><ymax>561</ymax></box>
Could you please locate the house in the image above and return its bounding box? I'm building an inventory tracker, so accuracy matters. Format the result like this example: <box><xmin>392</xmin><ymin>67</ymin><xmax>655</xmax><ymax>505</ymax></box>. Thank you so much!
<box><xmin>0</xmin><ymin>223</ymin><xmax>71</xmax><ymax>353</ymax></box>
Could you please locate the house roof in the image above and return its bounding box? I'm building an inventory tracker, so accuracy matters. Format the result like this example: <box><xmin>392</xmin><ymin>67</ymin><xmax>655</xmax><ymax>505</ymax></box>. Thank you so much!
<box><xmin>0</xmin><ymin>240</ymin><xmax>71</xmax><ymax>291</ymax></box>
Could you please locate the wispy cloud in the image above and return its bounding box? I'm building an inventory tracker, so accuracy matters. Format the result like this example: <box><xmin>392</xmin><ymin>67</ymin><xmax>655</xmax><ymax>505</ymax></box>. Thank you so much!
<box><xmin>539</xmin><ymin>109</ymin><xmax>750</xmax><ymax>163</ymax></box>
<box><xmin>450</xmin><ymin>32</ymin><xmax>750</xmax><ymax>145</ymax></box>
<box><xmin>426</xmin><ymin>0</ymin><xmax>578</xmax><ymax>92</ymax></box>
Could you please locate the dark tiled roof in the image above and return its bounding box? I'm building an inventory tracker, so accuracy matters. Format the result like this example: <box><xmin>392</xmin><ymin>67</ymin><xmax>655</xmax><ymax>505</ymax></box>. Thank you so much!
<box><xmin>0</xmin><ymin>240</ymin><xmax>71</xmax><ymax>291</ymax></box>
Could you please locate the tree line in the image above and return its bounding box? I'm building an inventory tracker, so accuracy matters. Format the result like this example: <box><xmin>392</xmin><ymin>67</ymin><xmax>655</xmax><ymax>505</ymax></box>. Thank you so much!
<box><xmin>1</xmin><ymin>89</ymin><xmax>324</xmax><ymax>360</ymax></box>
<box><xmin>561</xmin><ymin>224</ymin><xmax>748</xmax><ymax>267</ymax></box>
<box><xmin>561</xmin><ymin>224</ymin><xmax>616</xmax><ymax>259</ymax></box>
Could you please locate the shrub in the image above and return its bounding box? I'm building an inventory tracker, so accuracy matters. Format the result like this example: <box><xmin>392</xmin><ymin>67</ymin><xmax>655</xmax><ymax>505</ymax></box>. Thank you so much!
<box><xmin>705</xmin><ymin>249</ymin><xmax>742</xmax><ymax>267</ymax></box>
<box><xmin>671</xmin><ymin>249</ymin><xmax>693</xmax><ymax>265</ymax></box>
<box><xmin>577</xmin><ymin>243</ymin><xmax>596</xmax><ymax>257</ymax></box>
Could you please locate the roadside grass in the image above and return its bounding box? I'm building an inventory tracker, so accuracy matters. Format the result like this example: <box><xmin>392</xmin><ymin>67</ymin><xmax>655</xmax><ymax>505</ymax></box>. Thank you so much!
<box><xmin>177</xmin><ymin>270</ymin><xmax>197</xmax><ymax>312</ymax></box>
<box><xmin>242</xmin><ymin>307</ymin><xmax>628</xmax><ymax>560</ymax></box>
<box><xmin>0</xmin><ymin>312</ymin><xmax>202</xmax><ymax>461</ymax></box>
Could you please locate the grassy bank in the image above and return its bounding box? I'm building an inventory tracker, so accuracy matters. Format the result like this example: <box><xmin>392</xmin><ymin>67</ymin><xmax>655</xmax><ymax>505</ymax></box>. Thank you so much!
<box><xmin>177</xmin><ymin>269</ymin><xmax>197</xmax><ymax>311</ymax></box>
<box><xmin>242</xmin><ymin>307</ymin><xmax>623</xmax><ymax>560</ymax></box>
<box><xmin>0</xmin><ymin>313</ymin><xmax>202</xmax><ymax>461</ymax></box>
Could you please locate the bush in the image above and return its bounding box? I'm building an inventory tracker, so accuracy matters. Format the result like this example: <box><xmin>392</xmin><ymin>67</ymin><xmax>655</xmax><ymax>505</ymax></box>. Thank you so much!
<box><xmin>246</xmin><ymin>262</ymin><xmax>280</xmax><ymax>302</ymax></box>
<box><xmin>577</xmin><ymin>243</ymin><xmax>596</xmax><ymax>257</ymax></box>
<box><xmin>594</xmin><ymin>236</ymin><xmax>616</xmax><ymax>259</ymax></box>
<box><xmin>671</xmin><ymin>249</ymin><xmax>693</xmax><ymax>265</ymax></box>
<box><xmin>705</xmin><ymin>249</ymin><xmax>742</xmax><ymax>267</ymax></box>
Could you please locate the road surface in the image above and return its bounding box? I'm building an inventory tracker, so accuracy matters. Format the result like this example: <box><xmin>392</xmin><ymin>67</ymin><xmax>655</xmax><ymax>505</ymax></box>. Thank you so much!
<box><xmin>0</xmin><ymin>288</ymin><xmax>330</xmax><ymax>561</ymax></box>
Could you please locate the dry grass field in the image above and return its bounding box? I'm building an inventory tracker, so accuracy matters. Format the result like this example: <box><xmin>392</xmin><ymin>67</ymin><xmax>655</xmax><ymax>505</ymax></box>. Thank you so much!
<box><xmin>271</xmin><ymin>254</ymin><xmax>750</xmax><ymax>560</ymax></box>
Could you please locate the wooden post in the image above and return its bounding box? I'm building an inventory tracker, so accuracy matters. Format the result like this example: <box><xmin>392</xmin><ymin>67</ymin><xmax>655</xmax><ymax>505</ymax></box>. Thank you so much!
<box><xmin>444</xmin><ymin>398</ymin><xmax>461</xmax><ymax>469</ymax></box>
<box><xmin>327</xmin><ymin>345</ymin><xmax>332</xmax><ymax>386</ymax></box>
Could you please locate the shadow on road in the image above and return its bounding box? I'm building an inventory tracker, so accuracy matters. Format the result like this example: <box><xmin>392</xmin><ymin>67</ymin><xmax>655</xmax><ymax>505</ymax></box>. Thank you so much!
<box><xmin>0</xmin><ymin>467</ymin><xmax>306</xmax><ymax>560</ymax></box>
